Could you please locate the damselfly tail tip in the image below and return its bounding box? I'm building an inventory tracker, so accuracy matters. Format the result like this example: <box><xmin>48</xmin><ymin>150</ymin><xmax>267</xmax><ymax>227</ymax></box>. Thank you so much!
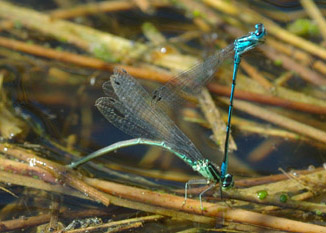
<box><xmin>255</xmin><ymin>23</ymin><xmax>266</xmax><ymax>39</ymax></box>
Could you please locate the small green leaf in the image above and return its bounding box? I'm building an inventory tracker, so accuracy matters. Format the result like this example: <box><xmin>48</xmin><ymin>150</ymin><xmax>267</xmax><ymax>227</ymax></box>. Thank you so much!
<box><xmin>257</xmin><ymin>190</ymin><xmax>268</xmax><ymax>200</ymax></box>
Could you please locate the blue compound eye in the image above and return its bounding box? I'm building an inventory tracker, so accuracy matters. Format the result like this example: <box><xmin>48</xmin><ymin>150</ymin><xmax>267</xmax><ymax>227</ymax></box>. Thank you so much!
<box><xmin>222</xmin><ymin>174</ymin><xmax>234</xmax><ymax>188</ymax></box>
<box><xmin>255</xmin><ymin>23</ymin><xmax>265</xmax><ymax>36</ymax></box>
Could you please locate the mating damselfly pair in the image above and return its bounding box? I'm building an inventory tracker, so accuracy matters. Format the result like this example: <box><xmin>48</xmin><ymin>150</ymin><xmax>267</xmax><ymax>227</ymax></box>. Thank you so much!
<box><xmin>69</xmin><ymin>24</ymin><xmax>266</xmax><ymax>209</ymax></box>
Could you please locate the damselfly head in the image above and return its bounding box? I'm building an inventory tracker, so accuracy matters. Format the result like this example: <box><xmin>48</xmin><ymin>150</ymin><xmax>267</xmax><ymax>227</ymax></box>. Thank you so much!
<box><xmin>221</xmin><ymin>173</ymin><xmax>234</xmax><ymax>189</ymax></box>
<box><xmin>255</xmin><ymin>23</ymin><xmax>266</xmax><ymax>39</ymax></box>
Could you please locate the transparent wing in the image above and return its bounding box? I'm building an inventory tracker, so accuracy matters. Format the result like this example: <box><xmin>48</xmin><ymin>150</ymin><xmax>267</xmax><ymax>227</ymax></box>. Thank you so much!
<box><xmin>95</xmin><ymin>96</ymin><xmax>157</xmax><ymax>140</ymax></box>
<box><xmin>106</xmin><ymin>67</ymin><xmax>204</xmax><ymax>162</ymax></box>
<box><xmin>102</xmin><ymin>80</ymin><xmax>116</xmax><ymax>98</ymax></box>
<box><xmin>152</xmin><ymin>44</ymin><xmax>234</xmax><ymax>107</ymax></box>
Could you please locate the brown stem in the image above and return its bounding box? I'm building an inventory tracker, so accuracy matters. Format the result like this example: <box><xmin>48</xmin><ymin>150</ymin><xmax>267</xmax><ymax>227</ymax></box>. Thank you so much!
<box><xmin>0</xmin><ymin>36</ymin><xmax>170</xmax><ymax>83</ymax></box>
<box><xmin>198</xmin><ymin>88</ymin><xmax>237</xmax><ymax>153</ymax></box>
<box><xmin>0</xmin><ymin>157</ymin><xmax>56</xmax><ymax>183</ymax></box>
<box><xmin>84</xmin><ymin>177</ymin><xmax>326</xmax><ymax>233</ymax></box>
<box><xmin>260</xmin><ymin>44</ymin><xmax>326</xmax><ymax>86</ymax></box>
<box><xmin>247</xmin><ymin>137</ymin><xmax>284</xmax><ymax>162</ymax></box>
<box><xmin>0</xmin><ymin>36</ymin><xmax>324</xmax><ymax>115</ymax></box>
<box><xmin>300</xmin><ymin>0</ymin><xmax>326</xmax><ymax>41</ymax></box>
<box><xmin>219</xmin><ymin>99</ymin><xmax>326</xmax><ymax>143</ymax></box>
<box><xmin>241</xmin><ymin>60</ymin><xmax>273</xmax><ymax>90</ymax></box>
<box><xmin>208</xmin><ymin>83</ymin><xmax>326</xmax><ymax>115</ymax></box>
<box><xmin>0</xmin><ymin>143</ymin><xmax>110</xmax><ymax>206</ymax></box>
<box><xmin>54</xmin><ymin>215</ymin><xmax>164</xmax><ymax>233</ymax></box>
<box><xmin>204</xmin><ymin>0</ymin><xmax>326</xmax><ymax>60</ymax></box>
<box><xmin>49</xmin><ymin>0</ymin><xmax>169</xmax><ymax>19</ymax></box>
<box><xmin>2</xmin><ymin>151</ymin><xmax>326</xmax><ymax>232</ymax></box>
<box><xmin>0</xmin><ymin>209</ymin><xmax>110</xmax><ymax>232</ymax></box>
